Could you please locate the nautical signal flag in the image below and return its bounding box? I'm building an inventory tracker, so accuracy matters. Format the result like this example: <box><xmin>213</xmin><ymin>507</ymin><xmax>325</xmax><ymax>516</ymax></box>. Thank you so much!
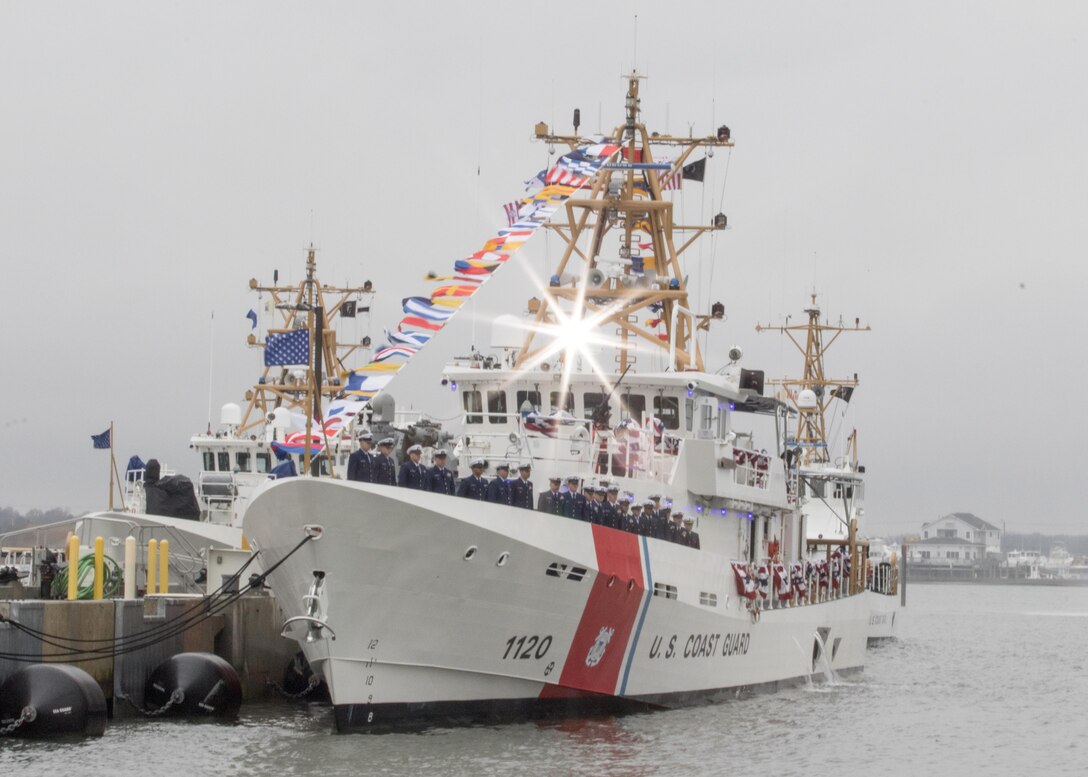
<box><xmin>246</xmin><ymin>309</ymin><xmax>258</xmax><ymax>329</ymax></box>
<box><xmin>830</xmin><ymin>386</ymin><xmax>854</xmax><ymax>403</ymax></box>
<box><xmin>91</xmin><ymin>428</ymin><xmax>111</xmax><ymax>449</ymax></box>
<box><xmin>341</xmin><ymin>300</ymin><xmax>357</xmax><ymax>318</ymax></box>
<box><xmin>264</xmin><ymin>328</ymin><xmax>310</xmax><ymax>366</ymax></box>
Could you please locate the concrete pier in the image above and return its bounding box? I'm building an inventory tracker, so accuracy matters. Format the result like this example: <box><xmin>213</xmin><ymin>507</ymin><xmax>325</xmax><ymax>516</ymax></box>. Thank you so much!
<box><xmin>0</xmin><ymin>593</ymin><xmax>299</xmax><ymax>716</ymax></box>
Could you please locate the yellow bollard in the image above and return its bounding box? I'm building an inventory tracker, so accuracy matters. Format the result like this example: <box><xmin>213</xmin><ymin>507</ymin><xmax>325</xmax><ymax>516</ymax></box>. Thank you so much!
<box><xmin>93</xmin><ymin>536</ymin><xmax>104</xmax><ymax>600</ymax></box>
<box><xmin>124</xmin><ymin>536</ymin><xmax>137</xmax><ymax>599</ymax></box>
<box><xmin>146</xmin><ymin>539</ymin><xmax>158</xmax><ymax>596</ymax></box>
<box><xmin>158</xmin><ymin>539</ymin><xmax>169</xmax><ymax>595</ymax></box>
<box><xmin>67</xmin><ymin>535</ymin><xmax>79</xmax><ymax>601</ymax></box>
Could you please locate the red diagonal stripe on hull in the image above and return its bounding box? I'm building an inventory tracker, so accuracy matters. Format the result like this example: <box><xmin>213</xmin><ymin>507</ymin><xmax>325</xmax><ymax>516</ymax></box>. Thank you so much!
<box><xmin>545</xmin><ymin>526</ymin><xmax>645</xmax><ymax>697</ymax></box>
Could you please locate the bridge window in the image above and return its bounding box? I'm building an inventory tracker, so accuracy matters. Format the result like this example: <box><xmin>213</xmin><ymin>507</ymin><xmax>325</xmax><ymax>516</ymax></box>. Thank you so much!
<box><xmin>653</xmin><ymin>395</ymin><xmax>680</xmax><ymax>430</ymax></box>
<box><xmin>463</xmin><ymin>390</ymin><xmax>483</xmax><ymax>424</ymax></box>
<box><xmin>620</xmin><ymin>393</ymin><xmax>646</xmax><ymax>422</ymax></box>
<box><xmin>550</xmin><ymin>391</ymin><xmax>574</xmax><ymax>413</ymax></box>
<box><xmin>237</xmin><ymin>452</ymin><xmax>251</xmax><ymax>472</ymax></box>
<box><xmin>583</xmin><ymin>392</ymin><xmax>608</xmax><ymax>422</ymax></box>
<box><xmin>218</xmin><ymin>452</ymin><xmax>230</xmax><ymax>472</ymax></box>
<box><xmin>203</xmin><ymin>452</ymin><xmax>214</xmax><ymax>471</ymax></box>
<box><xmin>487</xmin><ymin>390</ymin><xmax>508</xmax><ymax>424</ymax></box>
<box><xmin>516</xmin><ymin>390</ymin><xmax>542</xmax><ymax>414</ymax></box>
<box><xmin>256</xmin><ymin>453</ymin><xmax>270</xmax><ymax>473</ymax></box>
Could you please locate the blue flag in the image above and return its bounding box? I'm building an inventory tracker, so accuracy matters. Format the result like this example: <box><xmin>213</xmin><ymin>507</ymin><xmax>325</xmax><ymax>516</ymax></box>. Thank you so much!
<box><xmin>264</xmin><ymin>329</ymin><xmax>310</xmax><ymax>367</ymax></box>
<box><xmin>91</xmin><ymin>428</ymin><xmax>111</xmax><ymax>449</ymax></box>
<box><xmin>246</xmin><ymin>309</ymin><xmax>258</xmax><ymax>329</ymax></box>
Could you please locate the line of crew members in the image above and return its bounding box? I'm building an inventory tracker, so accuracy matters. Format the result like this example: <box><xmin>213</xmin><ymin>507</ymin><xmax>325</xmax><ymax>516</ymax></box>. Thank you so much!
<box><xmin>346</xmin><ymin>433</ymin><xmax>699</xmax><ymax>549</ymax></box>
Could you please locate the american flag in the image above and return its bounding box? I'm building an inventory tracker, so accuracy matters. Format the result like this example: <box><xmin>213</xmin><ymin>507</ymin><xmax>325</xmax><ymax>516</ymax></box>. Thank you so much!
<box><xmin>503</xmin><ymin>201</ymin><xmax>520</xmax><ymax>226</ymax></box>
<box><xmin>264</xmin><ymin>328</ymin><xmax>310</xmax><ymax>367</ymax></box>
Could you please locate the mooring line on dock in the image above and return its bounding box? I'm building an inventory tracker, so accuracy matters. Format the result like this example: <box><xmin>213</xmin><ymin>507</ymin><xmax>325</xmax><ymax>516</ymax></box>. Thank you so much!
<box><xmin>0</xmin><ymin>531</ymin><xmax>314</xmax><ymax>663</ymax></box>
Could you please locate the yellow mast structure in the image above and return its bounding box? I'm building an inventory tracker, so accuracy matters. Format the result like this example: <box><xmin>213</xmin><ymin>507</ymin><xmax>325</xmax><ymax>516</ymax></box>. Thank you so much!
<box><xmin>514</xmin><ymin>74</ymin><xmax>731</xmax><ymax>372</ymax></box>
<box><xmin>237</xmin><ymin>246</ymin><xmax>375</xmax><ymax>436</ymax></box>
<box><xmin>756</xmin><ymin>293</ymin><xmax>869</xmax><ymax>464</ymax></box>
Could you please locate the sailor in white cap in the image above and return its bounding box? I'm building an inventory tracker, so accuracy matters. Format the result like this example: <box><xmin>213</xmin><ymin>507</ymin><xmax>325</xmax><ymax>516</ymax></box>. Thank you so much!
<box><xmin>510</xmin><ymin>462</ymin><xmax>534</xmax><ymax>510</ymax></box>
<box><xmin>347</xmin><ymin>432</ymin><xmax>375</xmax><ymax>483</ymax></box>
<box><xmin>562</xmin><ymin>476</ymin><xmax>587</xmax><ymax>521</ymax></box>
<box><xmin>683</xmin><ymin>515</ymin><xmax>700</xmax><ymax>549</ymax></box>
<box><xmin>398</xmin><ymin>443</ymin><xmax>427</xmax><ymax>490</ymax></box>
<box><xmin>485</xmin><ymin>462</ymin><xmax>512</xmax><ymax>505</ymax></box>
<box><xmin>456</xmin><ymin>457</ymin><xmax>488</xmax><ymax>500</ymax></box>
<box><xmin>425</xmin><ymin>449</ymin><xmax>455</xmax><ymax>495</ymax></box>
<box><xmin>537</xmin><ymin>475</ymin><xmax>562</xmax><ymax>515</ymax></box>
<box><xmin>373</xmin><ymin>437</ymin><xmax>397</xmax><ymax>486</ymax></box>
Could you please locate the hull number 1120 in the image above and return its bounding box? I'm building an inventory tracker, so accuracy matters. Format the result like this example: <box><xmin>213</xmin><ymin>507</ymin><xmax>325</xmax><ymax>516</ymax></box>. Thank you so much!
<box><xmin>502</xmin><ymin>635</ymin><xmax>552</xmax><ymax>660</ymax></box>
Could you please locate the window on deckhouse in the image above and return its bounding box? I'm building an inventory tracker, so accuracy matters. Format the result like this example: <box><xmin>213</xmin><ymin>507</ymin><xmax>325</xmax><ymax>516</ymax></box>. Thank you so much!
<box><xmin>487</xmin><ymin>390</ymin><xmax>508</xmax><ymax>424</ymax></box>
<box><xmin>621</xmin><ymin>393</ymin><xmax>646</xmax><ymax>422</ymax></box>
<box><xmin>583</xmin><ymin>392</ymin><xmax>608</xmax><ymax>422</ymax></box>
<box><xmin>516</xmin><ymin>390</ymin><xmax>542</xmax><ymax>414</ymax></box>
<box><xmin>550</xmin><ymin>391</ymin><xmax>574</xmax><ymax>413</ymax></box>
<box><xmin>653</xmin><ymin>395</ymin><xmax>680</xmax><ymax>429</ymax></box>
<box><xmin>463</xmin><ymin>390</ymin><xmax>483</xmax><ymax>424</ymax></box>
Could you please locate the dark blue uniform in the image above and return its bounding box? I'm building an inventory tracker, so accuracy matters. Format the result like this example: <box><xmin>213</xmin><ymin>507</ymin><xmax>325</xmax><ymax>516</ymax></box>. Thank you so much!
<box><xmin>425</xmin><ymin>465</ymin><xmax>455</xmax><ymax>494</ymax></box>
<box><xmin>373</xmin><ymin>453</ymin><xmax>397</xmax><ymax>486</ymax></box>
<box><xmin>485</xmin><ymin>477</ymin><xmax>512</xmax><ymax>505</ymax></box>
<box><xmin>651</xmin><ymin>513</ymin><xmax>669</xmax><ymax>540</ymax></box>
<box><xmin>688</xmin><ymin>530</ymin><xmax>701</xmax><ymax>549</ymax></box>
<box><xmin>398</xmin><ymin>460</ymin><xmax>426</xmax><ymax>489</ymax></box>
<box><xmin>637</xmin><ymin>513</ymin><xmax>654</xmax><ymax>536</ymax></box>
<box><xmin>587</xmin><ymin>499</ymin><xmax>603</xmax><ymax>525</ymax></box>
<box><xmin>347</xmin><ymin>448</ymin><xmax>373</xmax><ymax>482</ymax></box>
<box><xmin>666</xmin><ymin>522</ymin><xmax>683</xmax><ymax>544</ymax></box>
<box><xmin>602</xmin><ymin>500</ymin><xmax>619</xmax><ymax>529</ymax></box>
<box><xmin>570</xmin><ymin>492</ymin><xmax>589</xmax><ymax>521</ymax></box>
<box><xmin>623</xmin><ymin>512</ymin><xmax>639</xmax><ymax>533</ymax></box>
<box><xmin>457</xmin><ymin>474</ymin><xmax>488</xmax><ymax>500</ymax></box>
<box><xmin>510</xmin><ymin>478</ymin><xmax>534</xmax><ymax>510</ymax></box>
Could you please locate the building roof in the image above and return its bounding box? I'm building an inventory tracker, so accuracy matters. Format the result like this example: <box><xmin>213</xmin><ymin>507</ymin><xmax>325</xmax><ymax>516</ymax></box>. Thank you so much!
<box><xmin>922</xmin><ymin>512</ymin><xmax>1000</xmax><ymax>533</ymax></box>
<box><xmin>916</xmin><ymin>537</ymin><xmax>984</xmax><ymax>546</ymax></box>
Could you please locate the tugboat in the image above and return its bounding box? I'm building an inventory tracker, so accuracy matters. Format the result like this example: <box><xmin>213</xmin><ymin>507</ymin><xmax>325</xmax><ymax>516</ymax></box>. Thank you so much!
<box><xmin>244</xmin><ymin>75</ymin><xmax>873</xmax><ymax>731</ymax></box>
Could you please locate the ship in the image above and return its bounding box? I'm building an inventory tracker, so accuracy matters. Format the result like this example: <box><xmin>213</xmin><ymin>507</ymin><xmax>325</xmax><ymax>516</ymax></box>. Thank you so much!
<box><xmin>757</xmin><ymin>295</ymin><xmax>902</xmax><ymax>641</ymax></box>
<box><xmin>243</xmin><ymin>75</ymin><xmax>877</xmax><ymax>731</ymax></box>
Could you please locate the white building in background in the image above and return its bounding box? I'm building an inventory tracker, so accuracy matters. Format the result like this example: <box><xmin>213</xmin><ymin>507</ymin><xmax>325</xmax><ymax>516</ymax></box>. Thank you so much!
<box><xmin>909</xmin><ymin>512</ymin><xmax>1003</xmax><ymax>567</ymax></box>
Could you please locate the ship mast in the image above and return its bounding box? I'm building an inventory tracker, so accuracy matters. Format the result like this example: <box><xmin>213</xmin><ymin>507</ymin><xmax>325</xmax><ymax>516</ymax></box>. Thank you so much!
<box><xmin>756</xmin><ymin>293</ymin><xmax>868</xmax><ymax>465</ymax></box>
<box><xmin>238</xmin><ymin>246</ymin><xmax>375</xmax><ymax>436</ymax></box>
<box><xmin>514</xmin><ymin>74</ymin><xmax>732</xmax><ymax>372</ymax></box>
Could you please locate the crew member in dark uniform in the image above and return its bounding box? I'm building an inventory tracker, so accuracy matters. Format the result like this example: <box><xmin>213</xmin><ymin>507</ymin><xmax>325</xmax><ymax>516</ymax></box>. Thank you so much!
<box><xmin>652</xmin><ymin>505</ymin><xmax>670</xmax><ymax>540</ymax></box>
<box><xmin>587</xmin><ymin>486</ymin><xmax>606</xmax><ymax>524</ymax></box>
<box><xmin>457</xmin><ymin>458</ymin><xmax>488</xmax><ymax>500</ymax></box>
<box><xmin>347</xmin><ymin>432</ymin><xmax>375</xmax><ymax>482</ymax></box>
<box><xmin>666</xmin><ymin>511</ymin><xmax>685</xmax><ymax>544</ymax></box>
<box><xmin>398</xmin><ymin>444</ymin><xmax>427</xmax><ymax>489</ymax></box>
<box><xmin>425</xmin><ymin>449</ymin><xmax>455</xmax><ymax>494</ymax></box>
<box><xmin>563</xmin><ymin>476</ymin><xmax>588</xmax><ymax>520</ymax></box>
<box><xmin>537</xmin><ymin>476</ymin><xmax>562</xmax><ymax>514</ymax></box>
<box><xmin>510</xmin><ymin>463</ymin><xmax>534</xmax><ymax>510</ymax></box>
<box><xmin>621</xmin><ymin>499</ymin><xmax>639</xmax><ymax>533</ymax></box>
<box><xmin>485</xmin><ymin>462</ymin><xmax>512</xmax><ymax>505</ymax></box>
<box><xmin>373</xmin><ymin>438</ymin><xmax>397</xmax><ymax>486</ymax></box>
<box><xmin>603</xmin><ymin>485</ymin><xmax>621</xmax><ymax>529</ymax></box>
<box><xmin>639</xmin><ymin>501</ymin><xmax>655</xmax><ymax>536</ymax></box>
<box><xmin>684</xmin><ymin>516</ymin><xmax>700</xmax><ymax>549</ymax></box>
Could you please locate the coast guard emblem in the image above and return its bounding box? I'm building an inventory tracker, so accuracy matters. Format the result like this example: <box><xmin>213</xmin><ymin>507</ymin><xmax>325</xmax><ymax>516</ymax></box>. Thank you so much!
<box><xmin>585</xmin><ymin>626</ymin><xmax>615</xmax><ymax>667</ymax></box>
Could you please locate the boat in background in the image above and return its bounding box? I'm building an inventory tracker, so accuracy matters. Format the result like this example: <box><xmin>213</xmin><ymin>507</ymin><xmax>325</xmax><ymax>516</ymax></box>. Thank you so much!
<box><xmin>246</xmin><ymin>74</ymin><xmax>877</xmax><ymax>732</ymax></box>
<box><xmin>757</xmin><ymin>294</ymin><xmax>902</xmax><ymax>642</ymax></box>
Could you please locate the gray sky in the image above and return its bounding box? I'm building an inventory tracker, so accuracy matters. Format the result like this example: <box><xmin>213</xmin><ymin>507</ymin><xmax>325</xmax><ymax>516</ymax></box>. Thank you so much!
<box><xmin>2</xmin><ymin>1</ymin><xmax>1085</xmax><ymax>534</ymax></box>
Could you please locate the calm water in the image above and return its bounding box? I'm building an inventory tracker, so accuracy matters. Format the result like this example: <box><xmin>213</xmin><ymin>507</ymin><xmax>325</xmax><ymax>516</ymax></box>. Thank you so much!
<box><xmin>3</xmin><ymin>583</ymin><xmax>1086</xmax><ymax>776</ymax></box>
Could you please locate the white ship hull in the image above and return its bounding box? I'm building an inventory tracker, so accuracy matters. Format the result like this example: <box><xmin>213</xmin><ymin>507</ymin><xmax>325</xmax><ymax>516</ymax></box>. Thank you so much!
<box><xmin>245</xmin><ymin>478</ymin><xmax>871</xmax><ymax>731</ymax></box>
